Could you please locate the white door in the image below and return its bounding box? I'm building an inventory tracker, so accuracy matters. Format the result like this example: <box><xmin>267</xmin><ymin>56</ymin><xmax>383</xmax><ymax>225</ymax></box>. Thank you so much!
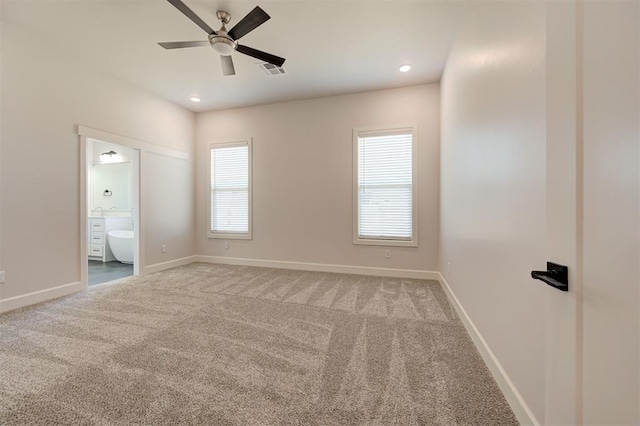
<box><xmin>580</xmin><ymin>1</ymin><xmax>639</xmax><ymax>423</ymax></box>
<box><xmin>546</xmin><ymin>1</ymin><xmax>639</xmax><ymax>424</ymax></box>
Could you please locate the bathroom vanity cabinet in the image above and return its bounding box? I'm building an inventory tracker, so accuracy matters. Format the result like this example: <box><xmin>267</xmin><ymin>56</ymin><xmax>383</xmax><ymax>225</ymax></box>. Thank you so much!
<box><xmin>88</xmin><ymin>216</ymin><xmax>132</xmax><ymax>262</ymax></box>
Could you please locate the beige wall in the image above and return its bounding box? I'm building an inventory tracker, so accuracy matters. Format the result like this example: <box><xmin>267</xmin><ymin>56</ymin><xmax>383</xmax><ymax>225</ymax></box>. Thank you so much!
<box><xmin>196</xmin><ymin>85</ymin><xmax>440</xmax><ymax>272</ymax></box>
<box><xmin>440</xmin><ymin>1</ymin><xmax>547</xmax><ymax>422</ymax></box>
<box><xmin>143</xmin><ymin>152</ymin><xmax>194</xmax><ymax>266</ymax></box>
<box><xmin>0</xmin><ymin>22</ymin><xmax>196</xmax><ymax>301</ymax></box>
<box><xmin>582</xmin><ymin>1</ymin><xmax>639</xmax><ymax>423</ymax></box>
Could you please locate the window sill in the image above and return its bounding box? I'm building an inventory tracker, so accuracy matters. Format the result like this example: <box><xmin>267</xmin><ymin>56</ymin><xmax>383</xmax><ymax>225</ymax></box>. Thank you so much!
<box><xmin>353</xmin><ymin>238</ymin><xmax>418</xmax><ymax>248</ymax></box>
<box><xmin>208</xmin><ymin>232</ymin><xmax>252</xmax><ymax>240</ymax></box>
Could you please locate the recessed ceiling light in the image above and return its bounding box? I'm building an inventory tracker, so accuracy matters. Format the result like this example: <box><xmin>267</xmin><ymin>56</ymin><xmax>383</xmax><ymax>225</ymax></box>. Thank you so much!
<box><xmin>190</xmin><ymin>96</ymin><xmax>201</xmax><ymax>103</ymax></box>
<box><xmin>399</xmin><ymin>64</ymin><xmax>412</xmax><ymax>73</ymax></box>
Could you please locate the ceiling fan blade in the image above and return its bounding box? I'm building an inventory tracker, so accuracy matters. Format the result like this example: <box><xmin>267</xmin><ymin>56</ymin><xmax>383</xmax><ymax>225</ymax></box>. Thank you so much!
<box><xmin>166</xmin><ymin>0</ymin><xmax>216</xmax><ymax>35</ymax></box>
<box><xmin>227</xmin><ymin>6</ymin><xmax>270</xmax><ymax>41</ymax></box>
<box><xmin>221</xmin><ymin>55</ymin><xmax>236</xmax><ymax>76</ymax></box>
<box><xmin>158</xmin><ymin>41</ymin><xmax>210</xmax><ymax>49</ymax></box>
<box><xmin>237</xmin><ymin>45</ymin><xmax>285</xmax><ymax>67</ymax></box>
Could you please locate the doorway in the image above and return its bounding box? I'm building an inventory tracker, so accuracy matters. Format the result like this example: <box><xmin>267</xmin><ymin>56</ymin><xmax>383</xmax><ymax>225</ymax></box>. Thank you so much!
<box><xmin>84</xmin><ymin>138</ymin><xmax>140</xmax><ymax>286</ymax></box>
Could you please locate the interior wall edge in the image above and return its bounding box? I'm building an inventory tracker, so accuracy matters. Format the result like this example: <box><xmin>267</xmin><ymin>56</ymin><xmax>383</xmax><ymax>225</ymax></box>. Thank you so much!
<box><xmin>438</xmin><ymin>272</ymin><xmax>539</xmax><ymax>426</ymax></box>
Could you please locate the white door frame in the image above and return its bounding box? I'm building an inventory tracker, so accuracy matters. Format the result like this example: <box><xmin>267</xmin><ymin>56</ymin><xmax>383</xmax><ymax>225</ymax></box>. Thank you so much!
<box><xmin>79</xmin><ymin>136</ymin><xmax>142</xmax><ymax>287</ymax></box>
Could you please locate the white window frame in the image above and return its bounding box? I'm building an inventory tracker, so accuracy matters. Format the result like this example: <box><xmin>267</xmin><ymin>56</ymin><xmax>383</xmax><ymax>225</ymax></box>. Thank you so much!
<box><xmin>352</xmin><ymin>125</ymin><xmax>418</xmax><ymax>247</ymax></box>
<box><xmin>208</xmin><ymin>139</ymin><xmax>253</xmax><ymax>240</ymax></box>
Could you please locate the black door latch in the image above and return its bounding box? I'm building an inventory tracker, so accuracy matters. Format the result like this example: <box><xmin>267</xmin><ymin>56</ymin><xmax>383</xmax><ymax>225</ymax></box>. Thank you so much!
<box><xmin>531</xmin><ymin>262</ymin><xmax>568</xmax><ymax>292</ymax></box>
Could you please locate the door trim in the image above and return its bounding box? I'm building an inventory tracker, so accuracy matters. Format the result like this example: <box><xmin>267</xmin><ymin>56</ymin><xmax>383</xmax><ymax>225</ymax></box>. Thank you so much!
<box><xmin>79</xmin><ymin>130</ymin><xmax>146</xmax><ymax>288</ymax></box>
<box><xmin>77</xmin><ymin>125</ymin><xmax>188</xmax><ymax>160</ymax></box>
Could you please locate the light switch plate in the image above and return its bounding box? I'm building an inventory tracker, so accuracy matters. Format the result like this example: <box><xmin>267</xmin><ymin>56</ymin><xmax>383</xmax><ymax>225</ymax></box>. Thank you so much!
<box><xmin>0</xmin><ymin>271</ymin><xmax>5</xmax><ymax>283</ymax></box>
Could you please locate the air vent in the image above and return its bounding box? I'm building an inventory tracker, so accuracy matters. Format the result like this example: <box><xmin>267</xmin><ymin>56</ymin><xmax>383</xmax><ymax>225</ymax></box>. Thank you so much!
<box><xmin>256</xmin><ymin>62</ymin><xmax>287</xmax><ymax>76</ymax></box>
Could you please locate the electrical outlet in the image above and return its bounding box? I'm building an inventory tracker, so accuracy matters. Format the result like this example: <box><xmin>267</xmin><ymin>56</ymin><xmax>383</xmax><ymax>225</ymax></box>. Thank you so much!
<box><xmin>384</xmin><ymin>250</ymin><xmax>391</xmax><ymax>259</ymax></box>
<box><xmin>224</xmin><ymin>241</ymin><xmax>229</xmax><ymax>250</ymax></box>
<box><xmin>161</xmin><ymin>244</ymin><xmax>167</xmax><ymax>254</ymax></box>
<box><xmin>0</xmin><ymin>271</ymin><xmax>4</xmax><ymax>283</ymax></box>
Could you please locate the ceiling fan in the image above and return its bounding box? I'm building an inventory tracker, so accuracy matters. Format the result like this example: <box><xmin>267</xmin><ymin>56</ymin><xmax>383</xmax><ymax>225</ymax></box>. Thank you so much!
<box><xmin>159</xmin><ymin>0</ymin><xmax>286</xmax><ymax>76</ymax></box>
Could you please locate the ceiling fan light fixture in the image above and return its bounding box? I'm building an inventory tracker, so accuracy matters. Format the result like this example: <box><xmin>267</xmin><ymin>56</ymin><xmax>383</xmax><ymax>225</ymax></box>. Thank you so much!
<box><xmin>209</xmin><ymin>35</ymin><xmax>237</xmax><ymax>56</ymax></box>
<box><xmin>161</xmin><ymin>2</ymin><xmax>285</xmax><ymax>76</ymax></box>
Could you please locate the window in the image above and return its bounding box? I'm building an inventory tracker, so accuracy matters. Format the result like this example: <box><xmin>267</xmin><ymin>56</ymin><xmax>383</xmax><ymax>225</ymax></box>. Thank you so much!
<box><xmin>353</xmin><ymin>126</ymin><xmax>417</xmax><ymax>246</ymax></box>
<box><xmin>209</xmin><ymin>140</ymin><xmax>252</xmax><ymax>239</ymax></box>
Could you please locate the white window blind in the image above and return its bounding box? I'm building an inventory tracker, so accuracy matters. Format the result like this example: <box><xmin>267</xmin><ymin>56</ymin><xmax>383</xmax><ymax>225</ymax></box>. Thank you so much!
<box><xmin>210</xmin><ymin>143</ymin><xmax>250</xmax><ymax>235</ymax></box>
<box><xmin>356</xmin><ymin>129</ymin><xmax>415</xmax><ymax>243</ymax></box>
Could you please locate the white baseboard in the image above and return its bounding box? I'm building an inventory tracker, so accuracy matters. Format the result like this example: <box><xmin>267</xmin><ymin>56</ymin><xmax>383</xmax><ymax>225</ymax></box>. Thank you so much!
<box><xmin>145</xmin><ymin>256</ymin><xmax>198</xmax><ymax>274</ymax></box>
<box><xmin>438</xmin><ymin>273</ymin><xmax>539</xmax><ymax>426</ymax></box>
<box><xmin>0</xmin><ymin>281</ymin><xmax>84</xmax><ymax>314</ymax></box>
<box><xmin>194</xmin><ymin>255</ymin><xmax>439</xmax><ymax>280</ymax></box>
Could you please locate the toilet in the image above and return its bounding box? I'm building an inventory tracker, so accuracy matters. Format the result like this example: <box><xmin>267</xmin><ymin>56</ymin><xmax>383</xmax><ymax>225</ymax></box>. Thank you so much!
<box><xmin>107</xmin><ymin>230</ymin><xmax>134</xmax><ymax>264</ymax></box>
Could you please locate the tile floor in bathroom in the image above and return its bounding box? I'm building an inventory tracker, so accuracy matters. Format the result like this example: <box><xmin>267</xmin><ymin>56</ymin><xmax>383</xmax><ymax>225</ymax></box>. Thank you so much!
<box><xmin>88</xmin><ymin>260</ymin><xmax>133</xmax><ymax>286</ymax></box>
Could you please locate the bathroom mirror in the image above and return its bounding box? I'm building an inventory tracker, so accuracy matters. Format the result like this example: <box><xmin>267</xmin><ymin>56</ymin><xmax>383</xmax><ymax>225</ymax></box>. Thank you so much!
<box><xmin>92</xmin><ymin>162</ymin><xmax>131</xmax><ymax>211</ymax></box>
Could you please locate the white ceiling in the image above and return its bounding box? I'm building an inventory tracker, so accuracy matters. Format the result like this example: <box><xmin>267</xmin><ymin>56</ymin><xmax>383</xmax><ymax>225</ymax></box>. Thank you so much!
<box><xmin>1</xmin><ymin>0</ymin><xmax>464</xmax><ymax>112</ymax></box>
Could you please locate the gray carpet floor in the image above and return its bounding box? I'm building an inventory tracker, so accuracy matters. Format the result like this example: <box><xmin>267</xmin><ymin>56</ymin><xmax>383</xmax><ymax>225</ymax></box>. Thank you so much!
<box><xmin>0</xmin><ymin>263</ymin><xmax>518</xmax><ymax>425</ymax></box>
